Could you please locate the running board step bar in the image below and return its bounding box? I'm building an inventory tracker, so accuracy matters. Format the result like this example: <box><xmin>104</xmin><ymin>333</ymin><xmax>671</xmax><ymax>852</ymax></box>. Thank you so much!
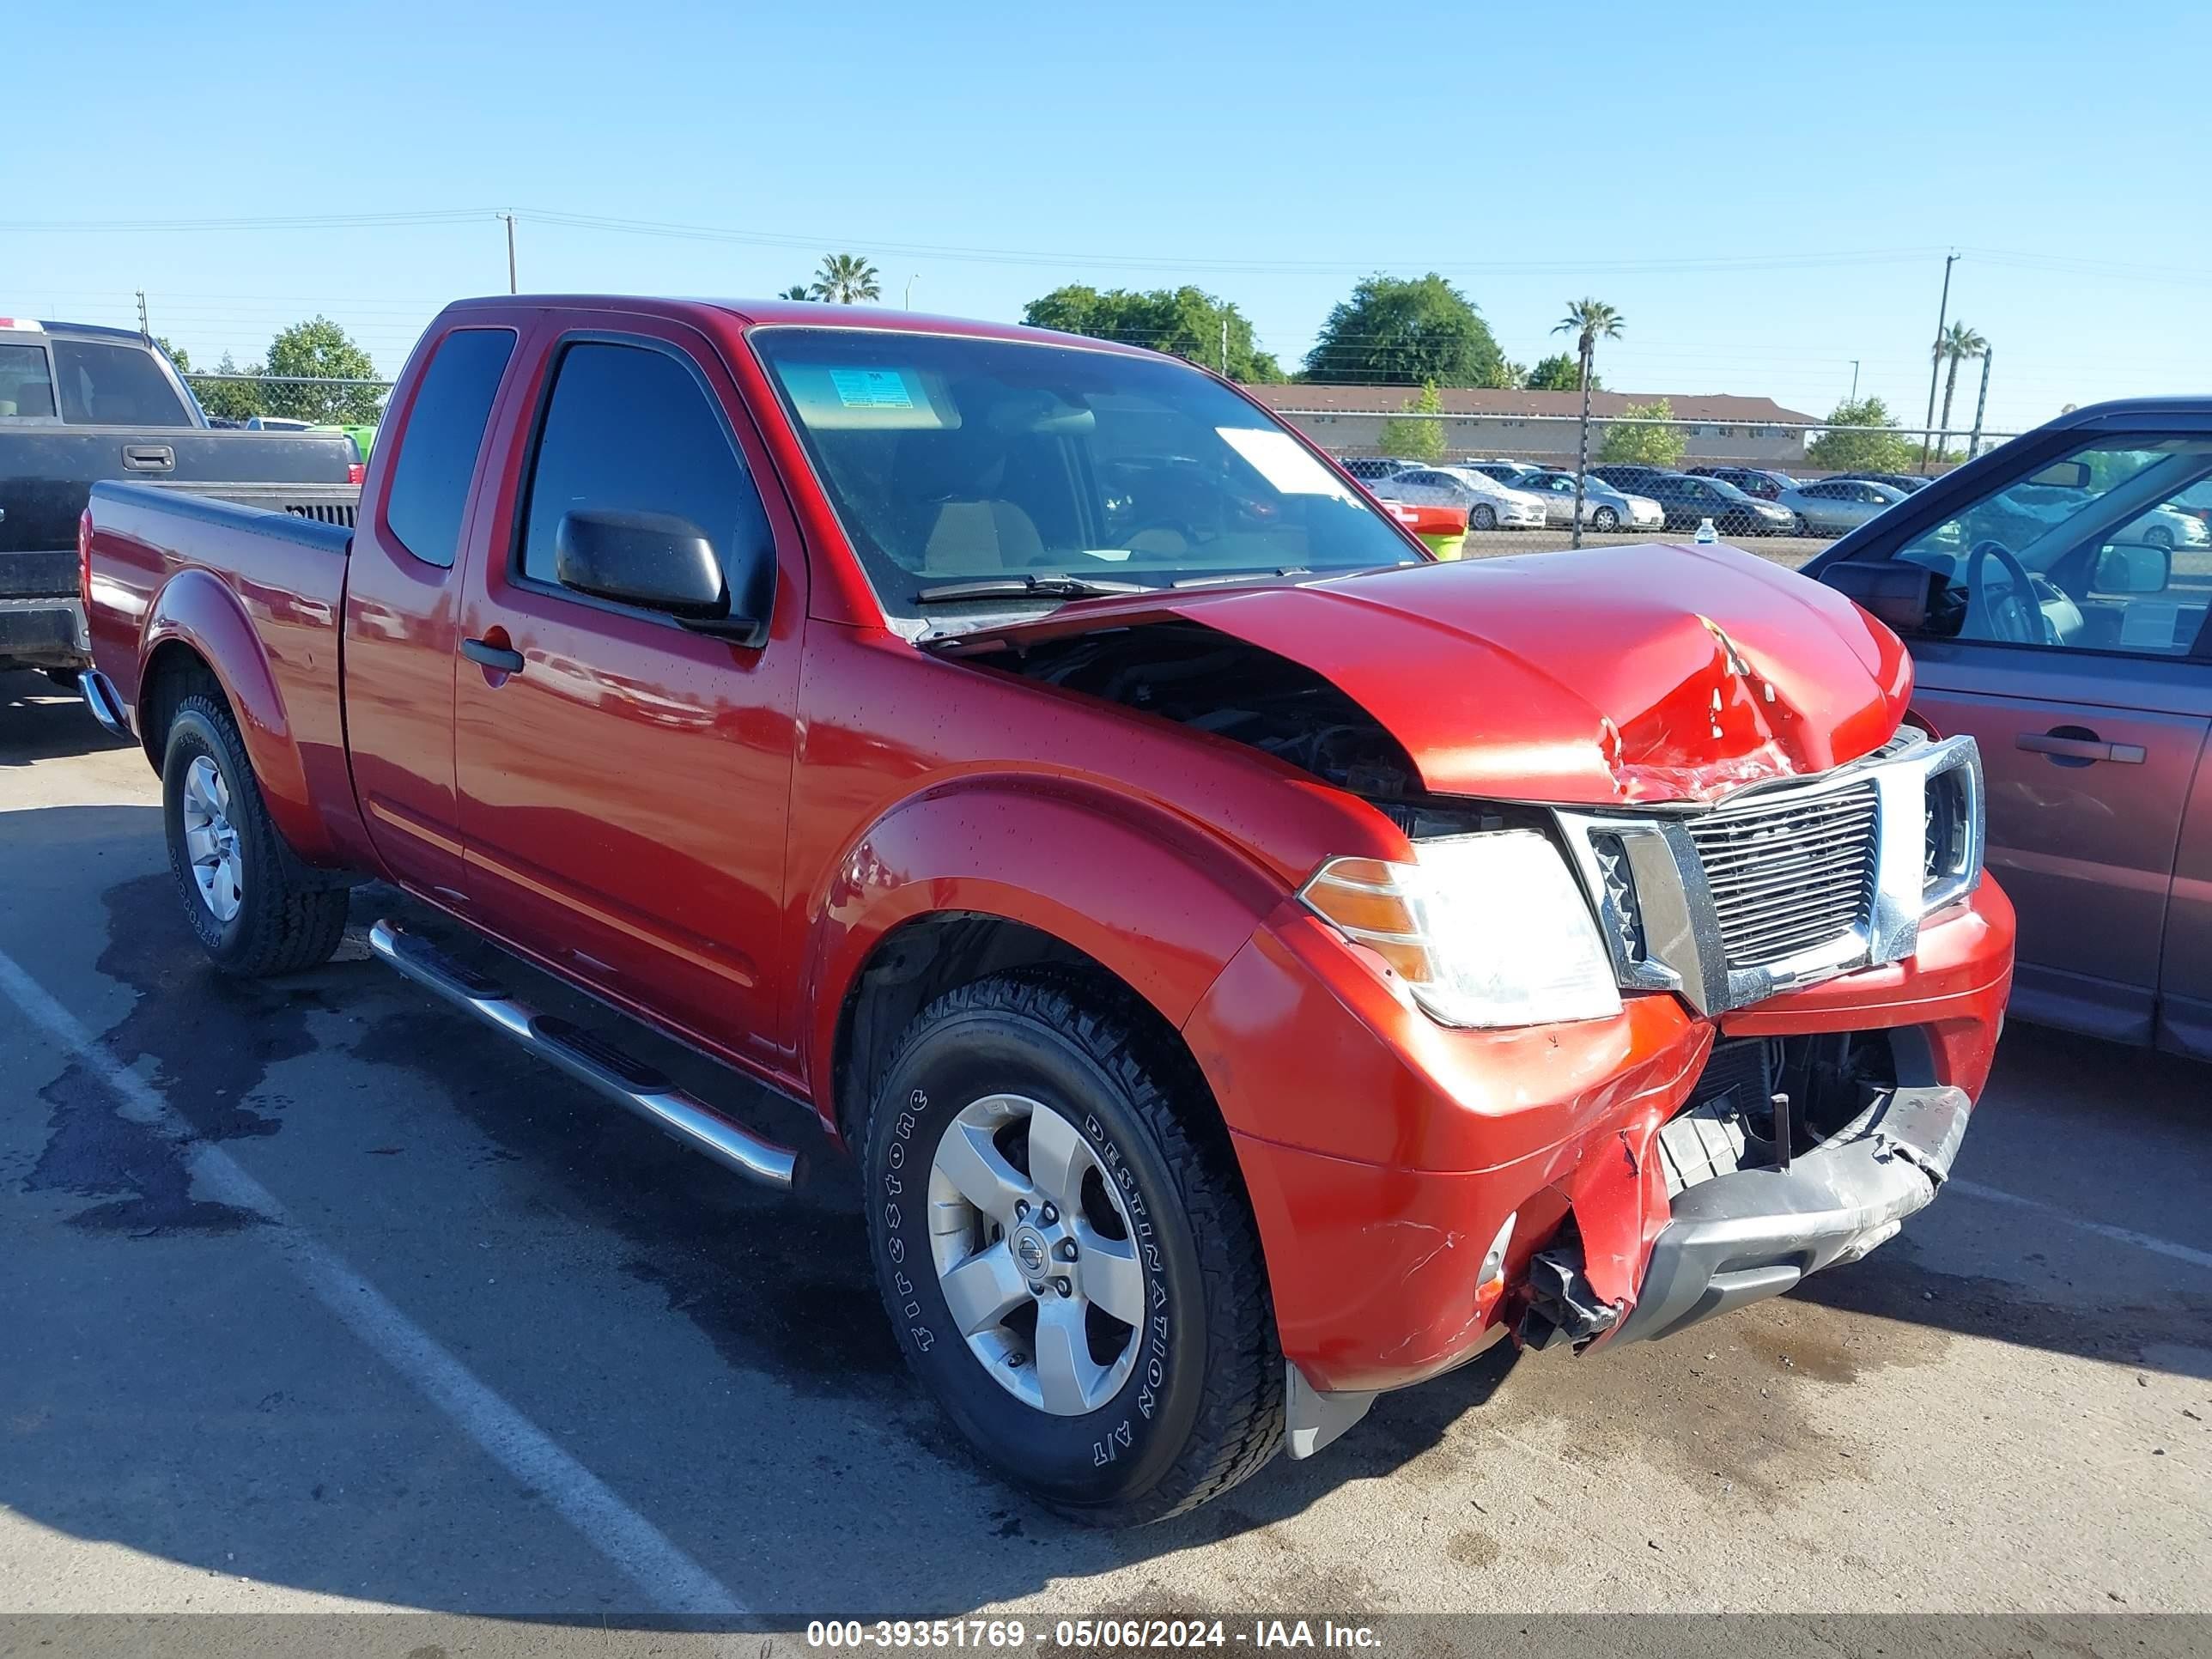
<box><xmin>367</xmin><ymin>918</ymin><xmax>802</xmax><ymax>1191</ymax></box>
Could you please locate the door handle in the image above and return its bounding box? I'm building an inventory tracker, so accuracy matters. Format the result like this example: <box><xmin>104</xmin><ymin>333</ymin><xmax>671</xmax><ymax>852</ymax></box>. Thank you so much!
<box><xmin>461</xmin><ymin>637</ymin><xmax>525</xmax><ymax>674</ymax></box>
<box><xmin>2016</xmin><ymin>731</ymin><xmax>2145</xmax><ymax>764</ymax></box>
<box><xmin>121</xmin><ymin>443</ymin><xmax>175</xmax><ymax>472</ymax></box>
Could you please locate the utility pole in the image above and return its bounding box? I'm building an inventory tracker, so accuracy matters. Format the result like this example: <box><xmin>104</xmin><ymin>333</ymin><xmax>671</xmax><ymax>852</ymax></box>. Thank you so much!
<box><xmin>904</xmin><ymin>274</ymin><xmax>919</xmax><ymax>309</ymax></box>
<box><xmin>498</xmin><ymin>213</ymin><xmax>518</xmax><ymax>295</ymax></box>
<box><xmin>135</xmin><ymin>289</ymin><xmax>149</xmax><ymax>340</ymax></box>
<box><xmin>1849</xmin><ymin>360</ymin><xmax>1860</xmax><ymax>402</ymax></box>
<box><xmin>1919</xmin><ymin>251</ymin><xmax>1958</xmax><ymax>472</ymax></box>
<box><xmin>1219</xmin><ymin>317</ymin><xmax>1230</xmax><ymax>377</ymax></box>
<box><xmin>1967</xmin><ymin>345</ymin><xmax>1992</xmax><ymax>461</ymax></box>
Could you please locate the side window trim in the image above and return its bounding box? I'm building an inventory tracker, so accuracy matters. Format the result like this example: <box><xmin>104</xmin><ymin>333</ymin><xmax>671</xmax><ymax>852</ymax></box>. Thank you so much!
<box><xmin>506</xmin><ymin>328</ymin><xmax>769</xmax><ymax>631</ymax></box>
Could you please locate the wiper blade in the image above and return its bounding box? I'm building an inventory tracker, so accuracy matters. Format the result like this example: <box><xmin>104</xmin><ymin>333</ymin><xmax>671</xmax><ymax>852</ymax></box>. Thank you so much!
<box><xmin>915</xmin><ymin>574</ymin><xmax>1147</xmax><ymax>605</ymax></box>
<box><xmin>1171</xmin><ymin>567</ymin><xmax>1310</xmax><ymax>589</ymax></box>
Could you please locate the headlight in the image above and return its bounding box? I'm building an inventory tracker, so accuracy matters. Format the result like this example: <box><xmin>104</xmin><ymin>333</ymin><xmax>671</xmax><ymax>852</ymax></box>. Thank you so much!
<box><xmin>1300</xmin><ymin>830</ymin><xmax>1624</xmax><ymax>1029</ymax></box>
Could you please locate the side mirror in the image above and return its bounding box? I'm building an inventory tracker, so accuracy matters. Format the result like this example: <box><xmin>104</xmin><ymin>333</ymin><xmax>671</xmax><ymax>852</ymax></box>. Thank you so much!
<box><xmin>554</xmin><ymin>508</ymin><xmax>774</xmax><ymax>647</ymax></box>
<box><xmin>1820</xmin><ymin>560</ymin><xmax>1942</xmax><ymax>635</ymax></box>
<box><xmin>2092</xmin><ymin>540</ymin><xmax>2172</xmax><ymax>596</ymax></box>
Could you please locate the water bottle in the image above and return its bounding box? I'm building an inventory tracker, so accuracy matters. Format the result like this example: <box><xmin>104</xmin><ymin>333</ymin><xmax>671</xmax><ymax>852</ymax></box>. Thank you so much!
<box><xmin>1694</xmin><ymin>516</ymin><xmax>1718</xmax><ymax>544</ymax></box>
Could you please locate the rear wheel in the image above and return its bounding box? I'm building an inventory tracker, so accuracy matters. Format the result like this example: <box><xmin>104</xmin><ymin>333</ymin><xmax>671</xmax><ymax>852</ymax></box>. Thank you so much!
<box><xmin>861</xmin><ymin>970</ymin><xmax>1283</xmax><ymax>1525</ymax></box>
<box><xmin>161</xmin><ymin>689</ymin><xmax>349</xmax><ymax>976</ymax></box>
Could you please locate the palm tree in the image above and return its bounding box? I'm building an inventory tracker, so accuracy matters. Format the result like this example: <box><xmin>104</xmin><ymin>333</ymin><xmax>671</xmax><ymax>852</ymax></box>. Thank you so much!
<box><xmin>1553</xmin><ymin>299</ymin><xmax>1624</xmax><ymax>548</ymax></box>
<box><xmin>779</xmin><ymin>284</ymin><xmax>811</xmax><ymax>301</ymax></box>
<box><xmin>809</xmin><ymin>253</ymin><xmax>882</xmax><ymax>305</ymax></box>
<box><xmin>1932</xmin><ymin>321</ymin><xmax>1987</xmax><ymax>469</ymax></box>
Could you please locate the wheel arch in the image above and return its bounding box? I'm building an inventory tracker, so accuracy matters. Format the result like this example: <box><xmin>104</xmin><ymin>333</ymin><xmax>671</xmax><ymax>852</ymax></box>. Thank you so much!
<box><xmin>136</xmin><ymin>571</ymin><xmax>333</xmax><ymax>864</ymax></box>
<box><xmin>802</xmin><ymin>778</ymin><xmax>1284</xmax><ymax>1148</ymax></box>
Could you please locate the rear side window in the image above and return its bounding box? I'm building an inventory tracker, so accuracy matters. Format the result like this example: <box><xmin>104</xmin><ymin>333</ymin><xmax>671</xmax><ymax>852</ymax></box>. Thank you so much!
<box><xmin>52</xmin><ymin>339</ymin><xmax>192</xmax><ymax>427</ymax></box>
<box><xmin>0</xmin><ymin>343</ymin><xmax>56</xmax><ymax>419</ymax></box>
<box><xmin>384</xmin><ymin>329</ymin><xmax>517</xmax><ymax>568</ymax></box>
<box><xmin>517</xmin><ymin>340</ymin><xmax>769</xmax><ymax>593</ymax></box>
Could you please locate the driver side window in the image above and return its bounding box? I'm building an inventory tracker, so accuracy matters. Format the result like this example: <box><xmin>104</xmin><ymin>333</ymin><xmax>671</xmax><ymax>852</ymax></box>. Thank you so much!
<box><xmin>1894</xmin><ymin>437</ymin><xmax>2212</xmax><ymax>656</ymax></box>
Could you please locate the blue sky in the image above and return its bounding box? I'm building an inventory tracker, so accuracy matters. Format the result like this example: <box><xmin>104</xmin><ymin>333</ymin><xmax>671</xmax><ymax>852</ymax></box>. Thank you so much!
<box><xmin>9</xmin><ymin>0</ymin><xmax>2205</xmax><ymax>434</ymax></box>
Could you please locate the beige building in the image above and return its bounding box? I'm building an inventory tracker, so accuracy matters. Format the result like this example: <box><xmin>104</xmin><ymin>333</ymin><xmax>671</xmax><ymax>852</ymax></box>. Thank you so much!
<box><xmin>1245</xmin><ymin>384</ymin><xmax>1822</xmax><ymax>469</ymax></box>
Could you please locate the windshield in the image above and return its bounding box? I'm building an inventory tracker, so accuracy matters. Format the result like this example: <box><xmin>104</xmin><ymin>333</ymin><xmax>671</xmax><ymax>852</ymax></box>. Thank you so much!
<box><xmin>751</xmin><ymin>328</ymin><xmax>1419</xmax><ymax>611</ymax></box>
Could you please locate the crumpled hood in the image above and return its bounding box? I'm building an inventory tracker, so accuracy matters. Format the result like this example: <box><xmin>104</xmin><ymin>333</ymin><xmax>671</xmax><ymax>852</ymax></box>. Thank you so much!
<box><xmin>946</xmin><ymin>541</ymin><xmax>1914</xmax><ymax>805</ymax></box>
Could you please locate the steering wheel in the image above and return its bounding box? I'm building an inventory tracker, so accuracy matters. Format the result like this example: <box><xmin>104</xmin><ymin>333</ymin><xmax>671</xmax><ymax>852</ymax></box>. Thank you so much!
<box><xmin>1965</xmin><ymin>538</ymin><xmax>2046</xmax><ymax>644</ymax></box>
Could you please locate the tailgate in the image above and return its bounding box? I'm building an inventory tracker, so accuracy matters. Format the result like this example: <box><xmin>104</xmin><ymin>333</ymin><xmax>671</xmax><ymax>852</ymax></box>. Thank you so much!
<box><xmin>0</xmin><ymin>428</ymin><xmax>356</xmax><ymax>568</ymax></box>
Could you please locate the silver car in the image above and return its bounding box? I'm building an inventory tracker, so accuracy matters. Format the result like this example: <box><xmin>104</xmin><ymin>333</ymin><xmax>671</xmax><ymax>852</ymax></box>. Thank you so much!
<box><xmin>1779</xmin><ymin>478</ymin><xmax>1908</xmax><ymax>537</ymax></box>
<box><xmin>1374</xmin><ymin>465</ymin><xmax>1548</xmax><ymax>531</ymax></box>
<box><xmin>1517</xmin><ymin>470</ymin><xmax>1665</xmax><ymax>532</ymax></box>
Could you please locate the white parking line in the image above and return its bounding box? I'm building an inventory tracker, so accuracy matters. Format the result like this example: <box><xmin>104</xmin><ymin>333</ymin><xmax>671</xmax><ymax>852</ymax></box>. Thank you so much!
<box><xmin>0</xmin><ymin>945</ymin><xmax>745</xmax><ymax>1619</ymax></box>
<box><xmin>1949</xmin><ymin>1177</ymin><xmax>2212</xmax><ymax>1273</ymax></box>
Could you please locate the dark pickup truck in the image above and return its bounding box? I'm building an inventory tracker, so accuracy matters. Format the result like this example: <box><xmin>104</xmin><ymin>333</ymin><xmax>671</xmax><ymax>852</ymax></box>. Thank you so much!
<box><xmin>0</xmin><ymin>318</ymin><xmax>360</xmax><ymax>677</ymax></box>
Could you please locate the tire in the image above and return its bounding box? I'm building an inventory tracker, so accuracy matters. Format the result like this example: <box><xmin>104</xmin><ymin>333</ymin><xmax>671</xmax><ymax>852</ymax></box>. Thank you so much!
<box><xmin>1471</xmin><ymin>504</ymin><xmax>1497</xmax><ymax>532</ymax></box>
<box><xmin>161</xmin><ymin>687</ymin><xmax>349</xmax><ymax>977</ymax></box>
<box><xmin>1591</xmin><ymin>507</ymin><xmax>1619</xmax><ymax>532</ymax></box>
<box><xmin>860</xmin><ymin>969</ymin><xmax>1283</xmax><ymax>1526</ymax></box>
<box><xmin>2144</xmin><ymin>525</ymin><xmax>2174</xmax><ymax>549</ymax></box>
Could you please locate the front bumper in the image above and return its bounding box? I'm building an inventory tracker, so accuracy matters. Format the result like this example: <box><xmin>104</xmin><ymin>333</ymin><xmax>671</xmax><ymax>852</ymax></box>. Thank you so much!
<box><xmin>0</xmin><ymin>595</ymin><xmax>88</xmax><ymax>672</ymax></box>
<box><xmin>1182</xmin><ymin>878</ymin><xmax>2013</xmax><ymax>1450</ymax></box>
<box><xmin>1605</xmin><ymin>1081</ymin><xmax>1967</xmax><ymax>1346</ymax></box>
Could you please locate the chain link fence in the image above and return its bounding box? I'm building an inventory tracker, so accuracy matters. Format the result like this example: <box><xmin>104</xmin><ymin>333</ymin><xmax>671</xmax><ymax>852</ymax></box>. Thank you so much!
<box><xmin>182</xmin><ymin>371</ymin><xmax>393</xmax><ymax>432</ymax></box>
<box><xmin>1267</xmin><ymin>404</ymin><xmax>2022</xmax><ymax>564</ymax></box>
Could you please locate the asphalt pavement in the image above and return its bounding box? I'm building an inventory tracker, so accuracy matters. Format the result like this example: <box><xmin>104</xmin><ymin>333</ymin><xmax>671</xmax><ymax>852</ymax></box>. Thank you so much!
<box><xmin>2</xmin><ymin>666</ymin><xmax>2207</xmax><ymax>1635</ymax></box>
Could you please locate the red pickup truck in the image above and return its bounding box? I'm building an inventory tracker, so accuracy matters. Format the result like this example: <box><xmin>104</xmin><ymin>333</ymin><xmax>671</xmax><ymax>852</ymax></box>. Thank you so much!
<box><xmin>79</xmin><ymin>296</ymin><xmax>2014</xmax><ymax>1524</ymax></box>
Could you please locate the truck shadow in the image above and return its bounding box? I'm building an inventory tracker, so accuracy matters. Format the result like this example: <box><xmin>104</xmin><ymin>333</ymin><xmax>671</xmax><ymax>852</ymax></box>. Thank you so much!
<box><xmin>2</xmin><ymin>799</ymin><xmax>2208</xmax><ymax>1620</ymax></box>
<box><xmin>0</xmin><ymin>669</ymin><xmax>134</xmax><ymax>766</ymax></box>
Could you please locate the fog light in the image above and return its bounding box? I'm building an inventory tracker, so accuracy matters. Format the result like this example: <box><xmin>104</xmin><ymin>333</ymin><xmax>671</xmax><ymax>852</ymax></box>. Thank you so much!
<box><xmin>1474</xmin><ymin>1212</ymin><xmax>1516</xmax><ymax>1312</ymax></box>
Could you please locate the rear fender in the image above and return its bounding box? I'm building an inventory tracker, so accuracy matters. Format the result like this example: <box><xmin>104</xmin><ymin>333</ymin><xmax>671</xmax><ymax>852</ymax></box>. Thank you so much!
<box><xmin>140</xmin><ymin>568</ymin><xmax>335</xmax><ymax>865</ymax></box>
<box><xmin>798</xmin><ymin>775</ymin><xmax>1285</xmax><ymax>1133</ymax></box>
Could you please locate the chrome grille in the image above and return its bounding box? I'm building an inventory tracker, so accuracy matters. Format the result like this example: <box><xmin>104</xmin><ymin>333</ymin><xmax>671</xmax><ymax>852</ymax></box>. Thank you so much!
<box><xmin>1685</xmin><ymin>781</ymin><xmax>1879</xmax><ymax>967</ymax></box>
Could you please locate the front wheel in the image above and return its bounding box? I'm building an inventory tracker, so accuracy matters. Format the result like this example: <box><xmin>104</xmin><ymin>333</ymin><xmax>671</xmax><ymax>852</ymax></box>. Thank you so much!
<box><xmin>161</xmin><ymin>688</ymin><xmax>349</xmax><ymax>976</ymax></box>
<box><xmin>861</xmin><ymin>971</ymin><xmax>1283</xmax><ymax>1525</ymax></box>
<box><xmin>1590</xmin><ymin>506</ymin><xmax>1620</xmax><ymax>532</ymax></box>
<box><xmin>1471</xmin><ymin>503</ymin><xmax>1497</xmax><ymax>532</ymax></box>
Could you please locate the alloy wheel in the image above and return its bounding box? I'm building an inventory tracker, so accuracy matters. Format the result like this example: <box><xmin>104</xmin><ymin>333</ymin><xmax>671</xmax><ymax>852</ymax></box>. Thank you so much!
<box><xmin>180</xmin><ymin>755</ymin><xmax>244</xmax><ymax>922</ymax></box>
<box><xmin>927</xmin><ymin>1092</ymin><xmax>1146</xmax><ymax>1416</ymax></box>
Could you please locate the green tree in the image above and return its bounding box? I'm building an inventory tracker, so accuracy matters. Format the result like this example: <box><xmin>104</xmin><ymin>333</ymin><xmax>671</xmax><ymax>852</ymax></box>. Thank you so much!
<box><xmin>1526</xmin><ymin>352</ymin><xmax>1595</xmax><ymax>392</ymax></box>
<box><xmin>1022</xmin><ymin>283</ymin><xmax>1283</xmax><ymax>381</ymax></box>
<box><xmin>1303</xmin><ymin>273</ymin><xmax>1504</xmax><ymax>387</ymax></box>
<box><xmin>1597</xmin><ymin>398</ymin><xmax>1686</xmax><ymax>468</ymax></box>
<box><xmin>154</xmin><ymin>337</ymin><xmax>191</xmax><ymax>373</ymax></box>
<box><xmin>779</xmin><ymin>284</ymin><xmax>811</xmax><ymax>301</ymax></box>
<box><xmin>1376</xmin><ymin>381</ymin><xmax>1446</xmax><ymax>463</ymax></box>
<box><xmin>189</xmin><ymin>350</ymin><xmax>268</xmax><ymax>422</ymax></box>
<box><xmin>1930</xmin><ymin>321</ymin><xmax>1988</xmax><ymax>468</ymax></box>
<box><xmin>1806</xmin><ymin>395</ymin><xmax>1915</xmax><ymax>472</ymax></box>
<box><xmin>1554</xmin><ymin>298</ymin><xmax>1625</xmax><ymax>544</ymax></box>
<box><xmin>809</xmin><ymin>253</ymin><xmax>881</xmax><ymax>304</ymax></box>
<box><xmin>263</xmin><ymin>317</ymin><xmax>382</xmax><ymax>422</ymax></box>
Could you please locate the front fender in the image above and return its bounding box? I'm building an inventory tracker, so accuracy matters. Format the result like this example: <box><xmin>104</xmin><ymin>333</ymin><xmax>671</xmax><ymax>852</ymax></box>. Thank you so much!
<box><xmin>142</xmin><ymin>568</ymin><xmax>336</xmax><ymax>866</ymax></box>
<box><xmin>797</xmin><ymin>775</ymin><xmax>1286</xmax><ymax>1129</ymax></box>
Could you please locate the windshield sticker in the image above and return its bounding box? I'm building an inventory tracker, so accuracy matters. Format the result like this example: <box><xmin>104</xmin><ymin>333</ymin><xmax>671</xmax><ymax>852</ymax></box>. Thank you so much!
<box><xmin>1216</xmin><ymin>427</ymin><xmax>1358</xmax><ymax>502</ymax></box>
<box><xmin>829</xmin><ymin>367</ymin><xmax>915</xmax><ymax>410</ymax></box>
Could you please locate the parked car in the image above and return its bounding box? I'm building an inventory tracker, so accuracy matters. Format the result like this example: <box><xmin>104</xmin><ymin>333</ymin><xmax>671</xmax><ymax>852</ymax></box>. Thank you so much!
<box><xmin>0</xmin><ymin>317</ymin><xmax>358</xmax><ymax>679</ymax></box>
<box><xmin>1340</xmin><ymin>456</ymin><xmax>1418</xmax><ymax>483</ymax></box>
<box><xmin>1461</xmin><ymin>461</ymin><xmax>1540</xmax><ymax>488</ymax></box>
<box><xmin>1517</xmin><ymin>469</ymin><xmax>1664</xmax><ymax>532</ymax></box>
<box><xmin>1688</xmin><ymin>466</ymin><xmax>1796</xmax><ymax>501</ymax></box>
<box><xmin>1812</xmin><ymin>398</ymin><xmax>2211</xmax><ymax>1057</ymax></box>
<box><xmin>82</xmin><ymin>295</ymin><xmax>2010</xmax><ymax>1524</ymax></box>
<box><xmin>1828</xmin><ymin>471</ymin><xmax>1936</xmax><ymax>495</ymax></box>
<box><xmin>1638</xmin><ymin>472</ymin><xmax>1798</xmax><ymax>537</ymax></box>
<box><xmin>1373</xmin><ymin>465</ymin><xmax>1547</xmax><ymax>530</ymax></box>
<box><xmin>1778</xmin><ymin>477</ymin><xmax>1908</xmax><ymax>537</ymax></box>
<box><xmin>1587</xmin><ymin>463</ymin><xmax>1679</xmax><ymax>497</ymax></box>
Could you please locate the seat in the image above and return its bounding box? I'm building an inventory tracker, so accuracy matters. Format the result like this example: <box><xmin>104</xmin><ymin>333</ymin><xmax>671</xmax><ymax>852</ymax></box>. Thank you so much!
<box><xmin>921</xmin><ymin>498</ymin><xmax>1044</xmax><ymax>574</ymax></box>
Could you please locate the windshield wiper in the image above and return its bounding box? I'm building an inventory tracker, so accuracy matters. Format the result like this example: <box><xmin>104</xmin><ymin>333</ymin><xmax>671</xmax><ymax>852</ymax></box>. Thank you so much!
<box><xmin>915</xmin><ymin>574</ymin><xmax>1148</xmax><ymax>605</ymax></box>
<box><xmin>1171</xmin><ymin>567</ymin><xmax>1311</xmax><ymax>589</ymax></box>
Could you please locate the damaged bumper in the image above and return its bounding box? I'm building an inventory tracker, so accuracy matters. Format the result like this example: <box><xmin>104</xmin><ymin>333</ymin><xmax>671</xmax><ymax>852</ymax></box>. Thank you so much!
<box><xmin>1534</xmin><ymin>1082</ymin><xmax>1971</xmax><ymax>1351</ymax></box>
